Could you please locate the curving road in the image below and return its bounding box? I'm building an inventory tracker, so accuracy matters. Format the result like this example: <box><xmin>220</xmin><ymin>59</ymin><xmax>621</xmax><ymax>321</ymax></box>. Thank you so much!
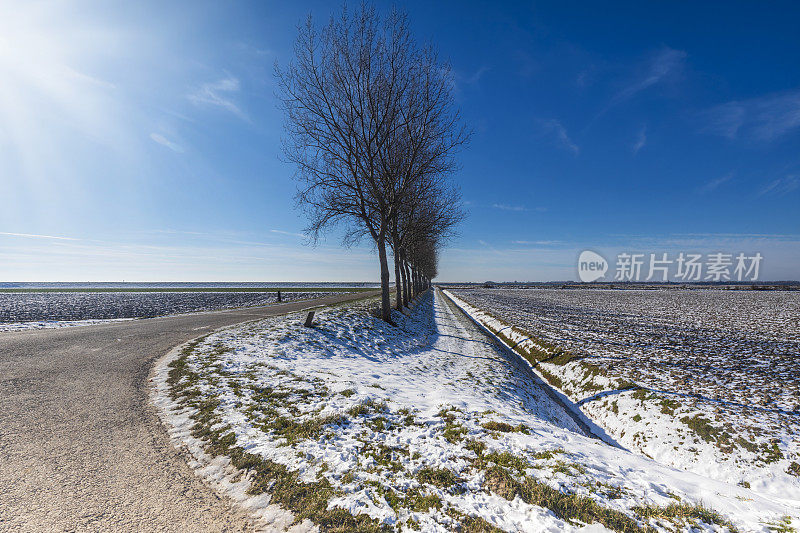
<box><xmin>0</xmin><ymin>291</ymin><xmax>377</xmax><ymax>532</ymax></box>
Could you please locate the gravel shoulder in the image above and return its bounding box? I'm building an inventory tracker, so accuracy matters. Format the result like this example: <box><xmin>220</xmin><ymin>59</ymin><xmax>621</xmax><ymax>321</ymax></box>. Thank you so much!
<box><xmin>0</xmin><ymin>291</ymin><xmax>377</xmax><ymax>532</ymax></box>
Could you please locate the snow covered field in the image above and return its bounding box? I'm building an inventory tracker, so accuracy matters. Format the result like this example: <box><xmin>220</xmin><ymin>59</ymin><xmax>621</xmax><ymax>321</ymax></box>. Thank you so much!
<box><xmin>0</xmin><ymin>317</ymin><xmax>136</xmax><ymax>332</ymax></box>
<box><xmin>152</xmin><ymin>289</ymin><xmax>798</xmax><ymax>532</ymax></box>
<box><xmin>0</xmin><ymin>291</ymin><xmax>347</xmax><ymax>332</ymax></box>
<box><xmin>445</xmin><ymin>288</ymin><xmax>800</xmax><ymax>504</ymax></box>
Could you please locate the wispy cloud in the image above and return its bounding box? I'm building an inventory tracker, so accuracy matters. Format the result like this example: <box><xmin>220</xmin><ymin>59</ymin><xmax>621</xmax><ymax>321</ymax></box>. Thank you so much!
<box><xmin>233</xmin><ymin>42</ymin><xmax>273</xmax><ymax>57</ymax></box>
<box><xmin>632</xmin><ymin>126</ymin><xmax>647</xmax><ymax>154</ymax></box>
<box><xmin>188</xmin><ymin>75</ymin><xmax>248</xmax><ymax>121</ymax></box>
<box><xmin>576</xmin><ymin>68</ymin><xmax>593</xmax><ymax>88</ymax></box>
<box><xmin>491</xmin><ymin>205</ymin><xmax>547</xmax><ymax>214</ymax></box>
<box><xmin>759</xmin><ymin>175</ymin><xmax>799</xmax><ymax>196</ymax></box>
<box><xmin>539</xmin><ymin>119</ymin><xmax>579</xmax><ymax>154</ymax></box>
<box><xmin>0</xmin><ymin>232</ymin><xmax>78</xmax><ymax>241</ymax></box>
<box><xmin>464</xmin><ymin>65</ymin><xmax>490</xmax><ymax>84</ymax></box>
<box><xmin>444</xmin><ymin>65</ymin><xmax>490</xmax><ymax>98</ymax></box>
<box><xmin>149</xmin><ymin>133</ymin><xmax>183</xmax><ymax>153</ymax></box>
<box><xmin>702</xmin><ymin>89</ymin><xmax>800</xmax><ymax>141</ymax></box>
<box><xmin>492</xmin><ymin>204</ymin><xmax>527</xmax><ymax>212</ymax></box>
<box><xmin>697</xmin><ymin>172</ymin><xmax>733</xmax><ymax>194</ymax></box>
<box><xmin>270</xmin><ymin>229</ymin><xmax>305</xmax><ymax>238</ymax></box>
<box><xmin>612</xmin><ymin>47</ymin><xmax>685</xmax><ymax>106</ymax></box>
<box><xmin>513</xmin><ymin>240</ymin><xmax>564</xmax><ymax>246</ymax></box>
<box><xmin>593</xmin><ymin>47</ymin><xmax>685</xmax><ymax>122</ymax></box>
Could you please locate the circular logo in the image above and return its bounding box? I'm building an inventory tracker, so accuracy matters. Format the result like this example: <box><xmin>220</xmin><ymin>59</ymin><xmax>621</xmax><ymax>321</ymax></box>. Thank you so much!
<box><xmin>578</xmin><ymin>250</ymin><xmax>608</xmax><ymax>282</ymax></box>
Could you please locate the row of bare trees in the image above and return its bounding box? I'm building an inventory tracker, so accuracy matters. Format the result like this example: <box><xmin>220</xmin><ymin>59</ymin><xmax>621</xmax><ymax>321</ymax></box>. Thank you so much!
<box><xmin>276</xmin><ymin>4</ymin><xmax>467</xmax><ymax>322</ymax></box>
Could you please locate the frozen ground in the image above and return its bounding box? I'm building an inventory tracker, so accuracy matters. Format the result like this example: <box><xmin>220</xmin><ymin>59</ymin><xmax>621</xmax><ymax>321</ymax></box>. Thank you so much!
<box><xmin>153</xmin><ymin>289</ymin><xmax>798</xmax><ymax>532</ymax></box>
<box><xmin>445</xmin><ymin>288</ymin><xmax>800</xmax><ymax>503</ymax></box>
<box><xmin>0</xmin><ymin>317</ymin><xmax>136</xmax><ymax>332</ymax></box>
<box><xmin>0</xmin><ymin>291</ymin><xmax>347</xmax><ymax>332</ymax></box>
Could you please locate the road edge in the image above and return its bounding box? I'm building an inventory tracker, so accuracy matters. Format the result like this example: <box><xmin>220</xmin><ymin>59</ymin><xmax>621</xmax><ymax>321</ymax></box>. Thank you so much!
<box><xmin>147</xmin><ymin>293</ymin><xmax>381</xmax><ymax>532</ymax></box>
<box><xmin>148</xmin><ymin>316</ymin><xmax>315</xmax><ymax>533</ymax></box>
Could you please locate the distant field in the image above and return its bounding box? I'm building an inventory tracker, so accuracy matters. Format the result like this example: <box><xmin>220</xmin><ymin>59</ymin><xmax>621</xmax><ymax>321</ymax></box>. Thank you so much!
<box><xmin>0</xmin><ymin>287</ymin><xmax>373</xmax><ymax>293</ymax></box>
<box><xmin>447</xmin><ymin>287</ymin><xmax>800</xmax><ymax>496</ymax></box>
<box><xmin>452</xmin><ymin>288</ymin><xmax>799</xmax><ymax>410</ymax></box>
<box><xmin>0</xmin><ymin>289</ymin><xmax>364</xmax><ymax>327</ymax></box>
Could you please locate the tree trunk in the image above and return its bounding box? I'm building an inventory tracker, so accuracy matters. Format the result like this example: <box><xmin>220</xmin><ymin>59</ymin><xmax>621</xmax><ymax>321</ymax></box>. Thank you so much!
<box><xmin>392</xmin><ymin>246</ymin><xmax>403</xmax><ymax>311</ymax></box>
<box><xmin>401</xmin><ymin>257</ymin><xmax>410</xmax><ymax>307</ymax></box>
<box><xmin>377</xmin><ymin>236</ymin><xmax>392</xmax><ymax>322</ymax></box>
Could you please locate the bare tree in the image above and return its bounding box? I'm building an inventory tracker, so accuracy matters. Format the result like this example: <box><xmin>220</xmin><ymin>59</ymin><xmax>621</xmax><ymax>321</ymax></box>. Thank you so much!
<box><xmin>277</xmin><ymin>3</ymin><xmax>467</xmax><ymax>321</ymax></box>
<box><xmin>276</xmin><ymin>5</ymin><xmax>413</xmax><ymax>321</ymax></box>
<box><xmin>380</xmin><ymin>41</ymin><xmax>468</xmax><ymax>308</ymax></box>
<box><xmin>390</xmin><ymin>179</ymin><xmax>464</xmax><ymax>307</ymax></box>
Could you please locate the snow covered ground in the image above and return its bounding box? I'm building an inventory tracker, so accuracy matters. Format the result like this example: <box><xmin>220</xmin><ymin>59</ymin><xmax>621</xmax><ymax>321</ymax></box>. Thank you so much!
<box><xmin>0</xmin><ymin>290</ymin><xmax>349</xmax><ymax>323</ymax></box>
<box><xmin>0</xmin><ymin>317</ymin><xmax>136</xmax><ymax>332</ymax></box>
<box><xmin>152</xmin><ymin>289</ymin><xmax>798</xmax><ymax>532</ymax></box>
<box><xmin>444</xmin><ymin>288</ymin><xmax>800</xmax><ymax>504</ymax></box>
<box><xmin>0</xmin><ymin>291</ymin><xmax>348</xmax><ymax>332</ymax></box>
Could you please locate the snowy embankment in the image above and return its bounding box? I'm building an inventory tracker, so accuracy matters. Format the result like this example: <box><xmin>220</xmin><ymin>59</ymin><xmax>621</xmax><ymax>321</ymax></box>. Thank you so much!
<box><xmin>152</xmin><ymin>289</ymin><xmax>798</xmax><ymax>532</ymax></box>
<box><xmin>442</xmin><ymin>289</ymin><xmax>800</xmax><ymax>506</ymax></box>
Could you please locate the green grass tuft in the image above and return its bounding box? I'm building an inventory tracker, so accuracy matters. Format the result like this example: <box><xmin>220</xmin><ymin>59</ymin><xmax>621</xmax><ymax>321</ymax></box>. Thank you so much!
<box><xmin>483</xmin><ymin>465</ymin><xmax>649</xmax><ymax>533</ymax></box>
<box><xmin>633</xmin><ymin>501</ymin><xmax>739</xmax><ymax>532</ymax></box>
<box><xmin>481</xmin><ymin>421</ymin><xmax>528</xmax><ymax>433</ymax></box>
<box><xmin>417</xmin><ymin>467</ymin><xmax>463</xmax><ymax>489</ymax></box>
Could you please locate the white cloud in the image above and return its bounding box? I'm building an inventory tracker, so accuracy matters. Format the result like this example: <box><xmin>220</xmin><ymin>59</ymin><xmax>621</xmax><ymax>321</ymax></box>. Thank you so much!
<box><xmin>539</xmin><ymin>119</ymin><xmax>579</xmax><ymax>154</ymax></box>
<box><xmin>188</xmin><ymin>76</ymin><xmax>248</xmax><ymax>121</ymax></box>
<box><xmin>149</xmin><ymin>133</ymin><xmax>183</xmax><ymax>153</ymax></box>
<box><xmin>492</xmin><ymin>204</ymin><xmax>546</xmax><ymax>213</ymax></box>
<box><xmin>594</xmin><ymin>47</ymin><xmax>685</xmax><ymax>121</ymax></box>
<box><xmin>702</xmin><ymin>102</ymin><xmax>746</xmax><ymax>139</ymax></box>
<box><xmin>445</xmin><ymin>65</ymin><xmax>490</xmax><ymax>97</ymax></box>
<box><xmin>759</xmin><ymin>175</ymin><xmax>799</xmax><ymax>196</ymax></box>
<box><xmin>697</xmin><ymin>172</ymin><xmax>733</xmax><ymax>194</ymax></box>
<box><xmin>615</xmin><ymin>47</ymin><xmax>685</xmax><ymax>103</ymax></box>
<box><xmin>464</xmin><ymin>65</ymin><xmax>490</xmax><ymax>84</ymax></box>
<box><xmin>492</xmin><ymin>204</ymin><xmax>527</xmax><ymax>212</ymax></box>
<box><xmin>270</xmin><ymin>229</ymin><xmax>305</xmax><ymax>238</ymax></box>
<box><xmin>513</xmin><ymin>240</ymin><xmax>564</xmax><ymax>246</ymax></box>
<box><xmin>633</xmin><ymin>126</ymin><xmax>647</xmax><ymax>154</ymax></box>
<box><xmin>702</xmin><ymin>89</ymin><xmax>800</xmax><ymax>142</ymax></box>
<box><xmin>0</xmin><ymin>232</ymin><xmax>78</xmax><ymax>241</ymax></box>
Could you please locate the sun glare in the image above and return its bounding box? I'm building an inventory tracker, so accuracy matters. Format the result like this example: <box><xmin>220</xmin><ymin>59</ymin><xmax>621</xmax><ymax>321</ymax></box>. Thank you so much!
<box><xmin>0</xmin><ymin>1</ymin><xmax>131</xmax><ymax>186</ymax></box>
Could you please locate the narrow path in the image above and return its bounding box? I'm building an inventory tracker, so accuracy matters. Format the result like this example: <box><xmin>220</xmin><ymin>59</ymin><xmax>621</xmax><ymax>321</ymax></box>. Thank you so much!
<box><xmin>429</xmin><ymin>289</ymin><xmax>584</xmax><ymax>431</ymax></box>
<box><xmin>438</xmin><ymin>288</ymin><xmax>616</xmax><ymax>443</ymax></box>
<box><xmin>0</xmin><ymin>291</ymin><xmax>377</xmax><ymax>533</ymax></box>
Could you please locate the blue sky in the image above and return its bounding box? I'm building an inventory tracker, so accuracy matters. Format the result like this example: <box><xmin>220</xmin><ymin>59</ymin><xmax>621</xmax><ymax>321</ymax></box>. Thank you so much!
<box><xmin>1</xmin><ymin>0</ymin><xmax>798</xmax><ymax>282</ymax></box>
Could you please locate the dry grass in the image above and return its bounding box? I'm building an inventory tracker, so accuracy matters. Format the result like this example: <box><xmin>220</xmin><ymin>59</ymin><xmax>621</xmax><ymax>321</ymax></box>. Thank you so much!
<box><xmin>483</xmin><ymin>466</ymin><xmax>649</xmax><ymax>533</ymax></box>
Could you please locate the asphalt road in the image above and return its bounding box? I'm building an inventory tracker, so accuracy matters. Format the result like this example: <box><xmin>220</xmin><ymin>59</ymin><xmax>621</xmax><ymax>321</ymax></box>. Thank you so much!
<box><xmin>0</xmin><ymin>291</ymin><xmax>377</xmax><ymax>532</ymax></box>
